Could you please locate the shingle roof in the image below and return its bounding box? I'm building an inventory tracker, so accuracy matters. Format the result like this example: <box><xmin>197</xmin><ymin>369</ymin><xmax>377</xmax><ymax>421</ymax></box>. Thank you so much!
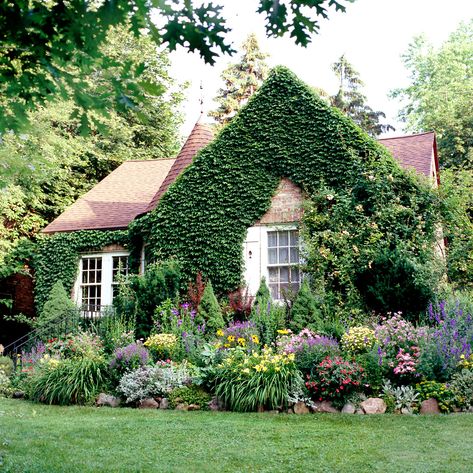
<box><xmin>378</xmin><ymin>131</ymin><xmax>435</xmax><ymax>177</ymax></box>
<box><xmin>145</xmin><ymin>120</ymin><xmax>214</xmax><ymax>212</ymax></box>
<box><xmin>42</xmin><ymin>159</ymin><xmax>176</xmax><ymax>234</ymax></box>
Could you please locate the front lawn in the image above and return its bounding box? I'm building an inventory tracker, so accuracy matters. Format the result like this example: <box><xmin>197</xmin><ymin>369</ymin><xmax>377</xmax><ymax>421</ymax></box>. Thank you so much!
<box><xmin>0</xmin><ymin>399</ymin><xmax>472</xmax><ymax>472</ymax></box>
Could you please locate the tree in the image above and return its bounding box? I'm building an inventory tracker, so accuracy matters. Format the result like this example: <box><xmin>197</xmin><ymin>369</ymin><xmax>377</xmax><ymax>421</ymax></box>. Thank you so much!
<box><xmin>330</xmin><ymin>55</ymin><xmax>394</xmax><ymax>137</ymax></box>
<box><xmin>197</xmin><ymin>281</ymin><xmax>225</xmax><ymax>332</ymax></box>
<box><xmin>210</xmin><ymin>34</ymin><xmax>269</xmax><ymax>125</ymax></box>
<box><xmin>0</xmin><ymin>26</ymin><xmax>184</xmax><ymax>270</ymax></box>
<box><xmin>0</xmin><ymin>1</ymin><xmax>353</xmax><ymax>133</ymax></box>
<box><xmin>391</xmin><ymin>20</ymin><xmax>473</xmax><ymax>169</ymax></box>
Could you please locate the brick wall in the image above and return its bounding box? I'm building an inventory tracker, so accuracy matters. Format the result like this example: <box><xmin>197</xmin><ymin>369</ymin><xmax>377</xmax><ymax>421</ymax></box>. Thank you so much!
<box><xmin>257</xmin><ymin>178</ymin><xmax>303</xmax><ymax>225</ymax></box>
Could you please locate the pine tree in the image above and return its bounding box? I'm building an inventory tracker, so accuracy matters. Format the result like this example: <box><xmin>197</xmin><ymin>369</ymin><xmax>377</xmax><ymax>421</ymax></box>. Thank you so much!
<box><xmin>290</xmin><ymin>279</ymin><xmax>321</xmax><ymax>332</ymax></box>
<box><xmin>197</xmin><ymin>281</ymin><xmax>225</xmax><ymax>333</ymax></box>
<box><xmin>331</xmin><ymin>55</ymin><xmax>394</xmax><ymax>137</ymax></box>
<box><xmin>210</xmin><ymin>34</ymin><xmax>269</xmax><ymax>125</ymax></box>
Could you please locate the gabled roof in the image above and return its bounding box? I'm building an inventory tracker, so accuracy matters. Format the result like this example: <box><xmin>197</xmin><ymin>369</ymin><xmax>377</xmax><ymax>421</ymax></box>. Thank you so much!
<box><xmin>145</xmin><ymin>120</ymin><xmax>214</xmax><ymax>212</ymax></box>
<box><xmin>42</xmin><ymin>159</ymin><xmax>176</xmax><ymax>234</ymax></box>
<box><xmin>378</xmin><ymin>131</ymin><xmax>438</xmax><ymax>180</ymax></box>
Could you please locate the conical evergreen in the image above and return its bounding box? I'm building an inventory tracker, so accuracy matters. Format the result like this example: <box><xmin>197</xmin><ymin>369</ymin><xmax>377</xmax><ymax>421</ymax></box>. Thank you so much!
<box><xmin>197</xmin><ymin>280</ymin><xmax>224</xmax><ymax>332</ymax></box>
<box><xmin>209</xmin><ymin>33</ymin><xmax>268</xmax><ymax>125</ymax></box>
<box><xmin>289</xmin><ymin>279</ymin><xmax>321</xmax><ymax>332</ymax></box>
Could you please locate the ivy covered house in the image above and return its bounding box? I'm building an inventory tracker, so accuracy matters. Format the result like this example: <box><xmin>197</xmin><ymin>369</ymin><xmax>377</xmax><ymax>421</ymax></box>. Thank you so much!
<box><xmin>37</xmin><ymin>67</ymin><xmax>441</xmax><ymax>315</ymax></box>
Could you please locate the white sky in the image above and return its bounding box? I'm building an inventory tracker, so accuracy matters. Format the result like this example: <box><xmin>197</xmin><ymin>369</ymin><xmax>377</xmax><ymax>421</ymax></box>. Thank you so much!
<box><xmin>168</xmin><ymin>0</ymin><xmax>473</xmax><ymax>138</ymax></box>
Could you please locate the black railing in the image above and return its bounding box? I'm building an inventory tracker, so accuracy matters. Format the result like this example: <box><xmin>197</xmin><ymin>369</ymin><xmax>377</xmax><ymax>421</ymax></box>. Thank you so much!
<box><xmin>3</xmin><ymin>305</ymin><xmax>115</xmax><ymax>368</ymax></box>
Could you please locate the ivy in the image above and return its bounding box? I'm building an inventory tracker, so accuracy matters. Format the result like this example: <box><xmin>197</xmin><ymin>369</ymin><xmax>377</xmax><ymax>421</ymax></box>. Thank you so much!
<box><xmin>133</xmin><ymin>67</ymin><xmax>439</xmax><ymax>296</ymax></box>
<box><xmin>34</xmin><ymin>230</ymin><xmax>129</xmax><ymax>312</ymax></box>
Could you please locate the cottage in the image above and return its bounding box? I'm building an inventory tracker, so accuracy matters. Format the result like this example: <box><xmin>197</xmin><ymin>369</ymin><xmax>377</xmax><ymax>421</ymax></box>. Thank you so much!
<box><xmin>39</xmin><ymin>67</ymin><xmax>440</xmax><ymax>313</ymax></box>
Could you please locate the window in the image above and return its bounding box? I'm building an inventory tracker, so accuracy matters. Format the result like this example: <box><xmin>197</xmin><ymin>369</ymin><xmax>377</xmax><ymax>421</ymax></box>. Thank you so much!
<box><xmin>76</xmin><ymin>252</ymin><xmax>129</xmax><ymax>313</ymax></box>
<box><xmin>267</xmin><ymin>229</ymin><xmax>300</xmax><ymax>299</ymax></box>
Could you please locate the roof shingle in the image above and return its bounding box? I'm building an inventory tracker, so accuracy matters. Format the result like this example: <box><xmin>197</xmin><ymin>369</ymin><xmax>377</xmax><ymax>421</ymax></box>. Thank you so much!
<box><xmin>42</xmin><ymin>159</ymin><xmax>175</xmax><ymax>234</ymax></box>
<box><xmin>378</xmin><ymin>131</ymin><xmax>435</xmax><ymax>177</ymax></box>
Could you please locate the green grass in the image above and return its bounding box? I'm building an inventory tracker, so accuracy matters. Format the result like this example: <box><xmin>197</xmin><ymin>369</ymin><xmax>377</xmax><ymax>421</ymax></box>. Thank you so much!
<box><xmin>0</xmin><ymin>398</ymin><xmax>472</xmax><ymax>473</ymax></box>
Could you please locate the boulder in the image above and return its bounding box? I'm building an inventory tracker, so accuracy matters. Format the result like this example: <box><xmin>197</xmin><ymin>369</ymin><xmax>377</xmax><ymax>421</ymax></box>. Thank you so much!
<box><xmin>188</xmin><ymin>404</ymin><xmax>201</xmax><ymax>411</ymax></box>
<box><xmin>401</xmin><ymin>407</ymin><xmax>414</xmax><ymax>415</ymax></box>
<box><xmin>159</xmin><ymin>398</ymin><xmax>169</xmax><ymax>410</ymax></box>
<box><xmin>12</xmin><ymin>391</ymin><xmax>25</xmax><ymax>399</ymax></box>
<box><xmin>294</xmin><ymin>401</ymin><xmax>310</xmax><ymax>415</ymax></box>
<box><xmin>420</xmin><ymin>398</ymin><xmax>440</xmax><ymax>415</ymax></box>
<box><xmin>96</xmin><ymin>393</ymin><xmax>121</xmax><ymax>408</ymax></box>
<box><xmin>175</xmin><ymin>403</ymin><xmax>189</xmax><ymax>411</ymax></box>
<box><xmin>138</xmin><ymin>398</ymin><xmax>159</xmax><ymax>409</ymax></box>
<box><xmin>312</xmin><ymin>401</ymin><xmax>339</xmax><ymax>414</ymax></box>
<box><xmin>287</xmin><ymin>408</ymin><xmax>294</xmax><ymax>414</ymax></box>
<box><xmin>360</xmin><ymin>398</ymin><xmax>386</xmax><ymax>414</ymax></box>
<box><xmin>341</xmin><ymin>403</ymin><xmax>356</xmax><ymax>414</ymax></box>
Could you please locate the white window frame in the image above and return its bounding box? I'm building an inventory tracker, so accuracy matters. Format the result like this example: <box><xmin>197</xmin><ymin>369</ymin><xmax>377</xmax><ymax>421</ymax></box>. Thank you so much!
<box><xmin>263</xmin><ymin>226</ymin><xmax>301</xmax><ymax>300</ymax></box>
<box><xmin>74</xmin><ymin>251</ymin><xmax>129</xmax><ymax>311</ymax></box>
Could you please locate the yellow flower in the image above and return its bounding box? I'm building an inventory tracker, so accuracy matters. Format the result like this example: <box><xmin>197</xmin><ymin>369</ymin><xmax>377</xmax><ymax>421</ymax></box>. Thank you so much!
<box><xmin>277</xmin><ymin>329</ymin><xmax>289</xmax><ymax>335</ymax></box>
<box><xmin>242</xmin><ymin>368</ymin><xmax>250</xmax><ymax>374</ymax></box>
<box><xmin>237</xmin><ymin>337</ymin><xmax>246</xmax><ymax>346</ymax></box>
<box><xmin>288</xmin><ymin>353</ymin><xmax>295</xmax><ymax>361</ymax></box>
<box><xmin>224</xmin><ymin>343</ymin><xmax>230</xmax><ymax>348</ymax></box>
<box><xmin>251</xmin><ymin>335</ymin><xmax>259</xmax><ymax>344</ymax></box>
<box><xmin>216</xmin><ymin>329</ymin><xmax>224</xmax><ymax>337</ymax></box>
<box><xmin>227</xmin><ymin>335</ymin><xmax>235</xmax><ymax>342</ymax></box>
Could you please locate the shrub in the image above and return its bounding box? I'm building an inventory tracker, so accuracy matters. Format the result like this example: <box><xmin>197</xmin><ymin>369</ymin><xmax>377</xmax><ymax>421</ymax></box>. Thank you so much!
<box><xmin>168</xmin><ymin>385</ymin><xmax>212</xmax><ymax>409</ymax></box>
<box><xmin>93</xmin><ymin>309</ymin><xmax>135</xmax><ymax>354</ymax></box>
<box><xmin>215</xmin><ymin>321</ymin><xmax>260</xmax><ymax>350</ymax></box>
<box><xmin>228</xmin><ymin>287</ymin><xmax>253</xmax><ymax>320</ymax></box>
<box><xmin>415</xmin><ymin>380</ymin><xmax>456</xmax><ymax>413</ymax></box>
<box><xmin>36</xmin><ymin>280</ymin><xmax>79</xmax><ymax>339</ymax></box>
<box><xmin>305</xmin><ymin>356</ymin><xmax>365</xmax><ymax>408</ymax></box>
<box><xmin>212</xmin><ymin>348</ymin><xmax>303</xmax><ymax>412</ymax></box>
<box><xmin>197</xmin><ymin>281</ymin><xmax>224</xmax><ymax>332</ymax></box>
<box><xmin>27</xmin><ymin>357</ymin><xmax>109</xmax><ymax>405</ymax></box>
<box><xmin>458</xmin><ymin>354</ymin><xmax>473</xmax><ymax>370</ymax></box>
<box><xmin>144</xmin><ymin>334</ymin><xmax>178</xmax><ymax>361</ymax></box>
<box><xmin>276</xmin><ymin>329</ymin><xmax>340</xmax><ymax>375</ymax></box>
<box><xmin>341</xmin><ymin>326</ymin><xmax>376</xmax><ymax>354</ymax></box>
<box><xmin>382</xmin><ymin>381</ymin><xmax>419</xmax><ymax>413</ymax></box>
<box><xmin>289</xmin><ymin>280</ymin><xmax>320</xmax><ymax>332</ymax></box>
<box><xmin>127</xmin><ymin>260</ymin><xmax>181</xmax><ymax>340</ymax></box>
<box><xmin>354</xmin><ymin>346</ymin><xmax>386</xmax><ymax>393</ymax></box>
<box><xmin>117</xmin><ymin>362</ymin><xmax>191</xmax><ymax>404</ymax></box>
<box><xmin>0</xmin><ymin>356</ymin><xmax>14</xmax><ymax>377</ymax></box>
<box><xmin>450</xmin><ymin>369</ymin><xmax>473</xmax><ymax>409</ymax></box>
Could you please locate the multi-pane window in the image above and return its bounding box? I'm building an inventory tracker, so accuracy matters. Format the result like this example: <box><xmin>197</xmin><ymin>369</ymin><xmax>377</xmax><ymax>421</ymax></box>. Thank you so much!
<box><xmin>81</xmin><ymin>257</ymin><xmax>102</xmax><ymax>310</ymax></box>
<box><xmin>112</xmin><ymin>255</ymin><xmax>129</xmax><ymax>298</ymax></box>
<box><xmin>77</xmin><ymin>253</ymin><xmax>129</xmax><ymax>313</ymax></box>
<box><xmin>267</xmin><ymin>229</ymin><xmax>300</xmax><ymax>299</ymax></box>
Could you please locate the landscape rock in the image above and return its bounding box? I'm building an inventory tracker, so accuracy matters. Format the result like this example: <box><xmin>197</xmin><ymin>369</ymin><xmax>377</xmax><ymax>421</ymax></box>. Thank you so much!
<box><xmin>401</xmin><ymin>407</ymin><xmax>414</xmax><ymax>415</ymax></box>
<box><xmin>341</xmin><ymin>403</ymin><xmax>356</xmax><ymax>414</ymax></box>
<box><xmin>360</xmin><ymin>398</ymin><xmax>386</xmax><ymax>414</ymax></box>
<box><xmin>138</xmin><ymin>398</ymin><xmax>159</xmax><ymax>409</ymax></box>
<box><xmin>420</xmin><ymin>398</ymin><xmax>440</xmax><ymax>415</ymax></box>
<box><xmin>294</xmin><ymin>401</ymin><xmax>310</xmax><ymax>415</ymax></box>
<box><xmin>266</xmin><ymin>410</ymin><xmax>279</xmax><ymax>415</ymax></box>
<box><xmin>175</xmin><ymin>403</ymin><xmax>189</xmax><ymax>411</ymax></box>
<box><xmin>12</xmin><ymin>391</ymin><xmax>25</xmax><ymax>399</ymax></box>
<box><xmin>159</xmin><ymin>398</ymin><xmax>169</xmax><ymax>410</ymax></box>
<box><xmin>188</xmin><ymin>404</ymin><xmax>201</xmax><ymax>411</ymax></box>
<box><xmin>96</xmin><ymin>393</ymin><xmax>121</xmax><ymax>408</ymax></box>
<box><xmin>286</xmin><ymin>408</ymin><xmax>294</xmax><ymax>414</ymax></box>
<box><xmin>312</xmin><ymin>401</ymin><xmax>339</xmax><ymax>414</ymax></box>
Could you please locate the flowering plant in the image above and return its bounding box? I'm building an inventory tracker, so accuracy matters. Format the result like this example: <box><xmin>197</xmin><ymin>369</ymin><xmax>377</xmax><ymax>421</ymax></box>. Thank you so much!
<box><xmin>46</xmin><ymin>330</ymin><xmax>104</xmax><ymax>361</ymax></box>
<box><xmin>415</xmin><ymin>380</ymin><xmax>456</xmax><ymax>413</ymax></box>
<box><xmin>341</xmin><ymin>326</ymin><xmax>376</xmax><ymax>354</ymax></box>
<box><xmin>109</xmin><ymin>342</ymin><xmax>150</xmax><ymax>377</ymax></box>
<box><xmin>458</xmin><ymin>354</ymin><xmax>473</xmax><ymax>370</ymax></box>
<box><xmin>215</xmin><ymin>321</ymin><xmax>259</xmax><ymax>350</ymax></box>
<box><xmin>305</xmin><ymin>356</ymin><xmax>365</xmax><ymax>407</ymax></box>
<box><xmin>212</xmin><ymin>347</ymin><xmax>303</xmax><ymax>412</ymax></box>
<box><xmin>144</xmin><ymin>333</ymin><xmax>178</xmax><ymax>360</ymax></box>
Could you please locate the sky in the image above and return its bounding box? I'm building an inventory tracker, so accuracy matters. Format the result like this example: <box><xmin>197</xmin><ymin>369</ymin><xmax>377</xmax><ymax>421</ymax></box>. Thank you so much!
<box><xmin>168</xmin><ymin>0</ymin><xmax>473</xmax><ymax>138</ymax></box>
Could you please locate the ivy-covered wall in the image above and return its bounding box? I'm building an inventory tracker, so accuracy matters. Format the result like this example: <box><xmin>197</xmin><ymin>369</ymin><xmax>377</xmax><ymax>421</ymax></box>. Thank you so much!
<box><xmin>133</xmin><ymin>66</ymin><xmax>430</xmax><ymax>294</ymax></box>
<box><xmin>34</xmin><ymin>230</ymin><xmax>129</xmax><ymax>311</ymax></box>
